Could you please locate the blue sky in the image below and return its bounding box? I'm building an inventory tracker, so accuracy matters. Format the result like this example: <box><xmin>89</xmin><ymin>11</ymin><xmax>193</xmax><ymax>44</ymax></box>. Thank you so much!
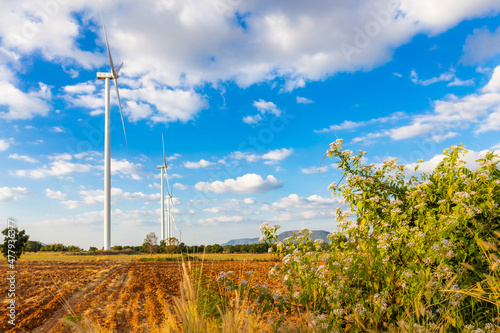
<box><xmin>1</xmin><ymin>0</ymin><xmax>500</xmax><ymax>248</ymax></box>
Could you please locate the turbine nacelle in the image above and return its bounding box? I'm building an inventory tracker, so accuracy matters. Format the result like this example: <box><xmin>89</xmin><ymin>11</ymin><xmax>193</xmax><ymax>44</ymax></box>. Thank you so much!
<box><xmin>97</xmin><ymin>72</ymin><xmax>119</xmax><ymax>80</ymax></box>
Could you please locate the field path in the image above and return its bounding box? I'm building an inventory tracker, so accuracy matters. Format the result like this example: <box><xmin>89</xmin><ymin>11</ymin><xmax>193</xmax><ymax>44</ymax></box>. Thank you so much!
<box><xmin>32</xmin><ymin>262</ymin><xmax>130</xmax><ymax>333</ymax></box>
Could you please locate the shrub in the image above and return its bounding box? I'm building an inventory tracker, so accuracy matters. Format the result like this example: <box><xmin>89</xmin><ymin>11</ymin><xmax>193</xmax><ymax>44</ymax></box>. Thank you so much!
<box><xmin>261</xmin><ymin>142</ymin><xmax>500</xmax><ymax>332</ymax></box>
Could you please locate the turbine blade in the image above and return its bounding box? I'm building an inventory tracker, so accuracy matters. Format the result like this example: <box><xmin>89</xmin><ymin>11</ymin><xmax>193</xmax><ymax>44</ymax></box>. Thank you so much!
<box><xmin>113</xmin><ymin>78</ymin><xmax>129</xmax><ymax>153</ymax></box>
<box><xmin>96</xmin><ymin>0</ymin><xmax>116</xmax><ymax>77</ymax></box>
<box><xmin>166</xmin><ymin>170</ymin><xmax>170</xmax><ymax>196</ymax></box>
<box><xmin>115</xmin><ymin>62</ymin><xmax>123</xmax><ymax>75</ymax></box>
<box><xmin>162</xmin><ymin>133</ymin><xmax>167</xmax><ymax>168</ymax></box>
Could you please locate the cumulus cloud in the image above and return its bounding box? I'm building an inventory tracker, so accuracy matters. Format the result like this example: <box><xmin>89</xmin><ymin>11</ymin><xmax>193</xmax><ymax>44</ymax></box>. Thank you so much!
<box><xmin>1</xmin><ymin>0</ymin><xmax>499</xmax><ymax>100</ymax></box>
<box><xmin>0</xmin><ymin>77</ymin><xmax>51</xmax><ymax>120</ymax></box>
<box><xmin>260</xmin><ymin>193</ymin><xmax>345</xmax><ymax>223</ymax></box>
<box><xmin>198</xmin><ymin>215</ymin><xmax>243</xmax><ymax>225</ymax></box>
<box><xmin>12</xmin><ymin>159</ymin><xmax>92</xmax><ymax>179</ymax></box>
<box><xmin>296</xmin><ymin>96</ymin><xmax>313</xmax><ymax>104</ymax></box>
<box><xmin>51</xmin><ymin>126</ymin><xmax>65</xmax><ymax>133</ymax></box>
<box><xmin>242</xmin><ymin>114</ymin><xmax>263</xmax><ymax>125</ymax></box>
<box><xmin>9</xmin><ymin>153</ymin><xmax>38</xmax><ymax>163</ymax></box>
<box><xmin>79</xmin><ymin>188</ymin><xmax>161</xmax><ymax>205</ymax></box>
<box><xmin>173</xmin><ymin>183</ymin><xmax>189</xmax><ymax>190</ymax></box>
<box><xmin>262</xmin><ymin>148</ymin><xmax>294</xmax><ymax>161</ymax></box>
<box><xmin>243</xmin><ymin>198</ymin><xmax>255</xmax><ymax>205</ymax></box>
<box><xmin>37</xmin><ymin>208</ymin><xmax>159</xmax><ymax>228</ymax></box>
<box><xmin>301</xmin><ymin>166</ymin><xmax>328</xmax><ymax>174</ymax></box>
<box><xmin>195</xmin><ymin>173</ymin><xmax>283</xmax><ymax>194</ymax></box>
<box><xmin>0</xmin><ymin>187</ymin><xmax>29</xmax><ymax>202</ymax></box>
<box><xmin>316</xmin><ymin>112</ymin><xmax>406</xmax><ymax>133</ymax></box>
<box><xmin>352</xmin><ymin>65</ymin><xmax>500</xmax><ymax>143</ymax></box>
<box><xmin>110</xmin><ymin>159</ymin><xmax>146</xmax><ymax>180</ymax></box>
<box><xmin>230</xmin><ymin>148</ymin><xmax>293</xmax><ymax>163</ymax></box>
<box><xmin>184</xmin><ymin>159</ymin><xmax>215</xmax><ymax>169</ymax></box>
<box><xmin>461</xmin><ymin>26</ymin><xmax>500</xmax><ymax>65</ymax></box>
<box><xmin>409</xmin><ymin>69</ymin><xmax>473</xmax><ymax>87</ymax></box>
<box><xmin>45</xmin><ymin>188</ymin><xmax>67</xmax><ymax>200</ymax></box>
<box><xmin>0</xmin><ymin>138</ymin><xmax>14</xmax><ymax>152</ymax></box>
<box><xmin>405</xmin><ymin>147</ymin><xmax>500</xmax><ymax>173</ymax></box>
<box><xmin>243</xmin><ymin>99</ymin><xmax>282</xmax><ymax>125</ymax></box>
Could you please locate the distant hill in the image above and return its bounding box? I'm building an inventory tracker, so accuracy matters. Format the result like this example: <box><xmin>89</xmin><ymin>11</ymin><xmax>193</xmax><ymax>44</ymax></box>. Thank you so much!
<box><xmin>222</xmin><ymin>237</ymin><xmax>260</xmax><ymax>246</ymax></box>
<box><xmin>222</xmin><ymin>230</ymin><xmax>331</xmax><ymax>246</ymax></box>
<box><xmin>278</xmin><ymin>230</ymin><xmax>331</xmax><ymax>243</ymax></box>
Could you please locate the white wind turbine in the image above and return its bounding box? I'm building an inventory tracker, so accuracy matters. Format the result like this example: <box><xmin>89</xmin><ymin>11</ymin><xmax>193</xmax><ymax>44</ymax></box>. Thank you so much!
<box><xmin>158</xmin><ymin>134</ymin><xmax>168</xmax><ymax>242</ymax></box>
<box><xmin>96</xmin><ymin>0</ymin><xmax>128</xmax><ymax>250</ymax></box>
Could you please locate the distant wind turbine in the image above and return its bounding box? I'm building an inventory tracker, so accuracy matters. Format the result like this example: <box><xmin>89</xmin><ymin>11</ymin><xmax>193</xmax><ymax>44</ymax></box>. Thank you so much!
<box><xmin>96</xmin><ymin>0</ymin><xmax>128</xmax><ymax>250</ymax></box>
<box><xmin>158</xmin><ymin>134</ymin><xmax>168</xmax><ymax>242</ymax></box>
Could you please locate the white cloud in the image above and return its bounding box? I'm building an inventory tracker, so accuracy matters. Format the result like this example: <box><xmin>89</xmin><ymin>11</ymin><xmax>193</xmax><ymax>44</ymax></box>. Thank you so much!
<box><xmin>410</xmin><ymin>69</ymin><xmax>474</xmax><ymax>87</ymax></box>
<box><xmin>243</xmin><ymin>198</ymin><xmax>255</xmax><ymax>205</ymax></box>
<box><xmin>242</xmin><ymin>114</ymin><xmax>263</xmax><ymax>125</ymax></box>
<box><xmin>203</xmin><ymin>207</ymin><xmax>220</xmax><ymax>213</ymax></box>
<box><xmin>253</xmin><ymin>99</ymin><xmax>282</xmax><ymax>116</ymax></box>
<box><xmin>405</xmin><ymin>147</ymin><xmax>500</xmax><ymax>173</ymax></box>
<box><xmin>301</xmin><ymin>166</ymin><xmax>328</xmax><ymax>174</ymax></box>
<box><xmin>260</xmin><ymin>193</ymin><xmax>344</xmax><ymax>223</ymax></box>
<box><xmin>243</xmin><ymin>100</ymin><xmax>282</xmax><ymax>125</ymax></box>
<box><xmin>12</xmin><ymin>159</ymin><xmax>92</xmax><ymax>179</ymax></box>
<box><xmin>262</xmin><ymin>148</ymin><xmax>294</xmax><ymax>161</ymax></box>
<box><xmin>45</xmin><ymin>188</ymin><xmax>67</xmax><ymax>200</ymax></box>
<box><xmin>230</xmin><ymin>151</ymin><xmax>261</xmax><ymax>162</ymax></box>
<box><xmin>9</xmin><ymin>153</ymin><xmax>38</xmax><ymax>163</ymax></box>
<box><xmin>0</xmin><ymin>138</ymin><xmax>13</xmax><ymax>152</ymax></box>
<box><xmin>198</xmin><ymin>215</ymin><xmax>244</xmax><ymax>225</ymax></box>
<box><xmin>0</xmin><ymin>76</ymin><xmax>51</xmax><ymax>120</ymax></box>
<box><xmin>262</xmin><ymin>193</ymin><xmax>341</xmax><ymax>211</ymax></box>
<box><xmin>195</xmin><ymin>173</ymin><xmax>283</xmax><ymax>194</ymax></box>
<box><xmin>167</xmin><ymin>153</ymin><xmax>182</xmax><ymax>161</ymax></box>
<box><xmin>37</xmin><ymin>209</ymin><xmax>159</xmax><ymax>228</ymax></box>
<box><xmin>296</xmin><ymin>96</ymin><xmax>313</xmax><ymax>104</ymax></box>
<box><xmin>51</xmin><ymin>126</ymin><xmax>65</xmax><ymax>133</ymax></box>
<box><xmin>0</xmin><ymin>0</ymin><xmax>499</xmax><ymax>99</ymax></box>
<box><xmin>111</xmin><ymin>159</ymin><xmax>146</xmax><ymax>180</ymax></box>
<box><xmin>447</xmin><ymin>77</ymin><xmax>474</xmax><ymax>87</ymax></box>
<box><xmin>173</xmin><ymin>183</ymin><xmax>189</xmax><ymax>190</ymax></box>
<box><xmin>353</xmin><ymin>66</ymin><xmax>500</xmax><ymax>143</ymax></box>
<box><xmin>316</xmin><ymin>112</ymin><xmax>405</xmax><ymax>133</ymax></box>
<box><xmin>461</xmin><ymin>26</ymin><xmax>500</xmax><ymax>65</ymax></box>
<box><xmin>230</xmin><ymin>148</ymin><xmax>293</xmax><ymax>163</ymax></box>
<box><xmin>184</xmin><ymin>159</ymin><xmax>215</xmax><ymax>169</ymax></box>
<box><xmin>80</xmin><ymin>188</ymin><xmax>161</xmax><ymax>206</ymax></box>
<box><xmin>123</xmin><ymin>86</ymin><xmax>208</xmax><ymax>123</ymax></box>
<box><xmin>410</xmin><ymin>69</ymin><xmax>455</xmax><ymax>86</ymax></box>
<box><xmin>0</xmin><ymin>187</ymin><xmax>29</xmax><ymax>202</ymax></box>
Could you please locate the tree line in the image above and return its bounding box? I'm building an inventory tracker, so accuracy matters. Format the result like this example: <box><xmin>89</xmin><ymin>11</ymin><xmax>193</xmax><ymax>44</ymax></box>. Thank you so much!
<box><xmin>2</xmin><ymin>231</ymin><xmax>272</xmax><ymax>258</ymax></box>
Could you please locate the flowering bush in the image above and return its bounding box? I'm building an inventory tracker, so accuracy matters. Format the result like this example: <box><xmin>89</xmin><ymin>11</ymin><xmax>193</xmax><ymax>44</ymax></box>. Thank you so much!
<box><xmin>261</xmin><ymin>142</ymin><xmax>500</xmax><ymax>332</ymax></box>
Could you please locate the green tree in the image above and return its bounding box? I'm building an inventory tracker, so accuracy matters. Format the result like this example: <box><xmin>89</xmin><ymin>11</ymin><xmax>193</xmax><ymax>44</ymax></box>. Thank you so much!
<box><xmin>1</xmin><ymin>227</ymin><xmax>30</xmax><ymax>261</ymax></box>
<box><xmin>143</xmin><ymin>232</ymin><xmax>158</xmax><ymax>255</ymax></box>
<box><xmin>67</xmin><ymin>245</ymin><xmax>82</xmax><ymax>252</ymax></box>
<box><xmin>25</xmin><ymin>240</ymin><xmax>42</xmax><ymax>253</ymax></box>
<box><xmin>211</xmin><ymin>243</ymin><xmax>223</xmax><ymax>253</ymax></box>
<box><xmin>89</xmin><ymin>246</ymin><xmax>98</xmax><ymax>252</ymax></box>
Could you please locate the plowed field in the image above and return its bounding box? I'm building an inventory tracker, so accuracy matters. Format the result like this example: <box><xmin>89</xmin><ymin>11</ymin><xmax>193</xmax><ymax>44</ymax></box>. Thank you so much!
<box><xmin>0</xmin><ymin>260</ymin><xmax>275</xmax><ymax>332</ymax></box>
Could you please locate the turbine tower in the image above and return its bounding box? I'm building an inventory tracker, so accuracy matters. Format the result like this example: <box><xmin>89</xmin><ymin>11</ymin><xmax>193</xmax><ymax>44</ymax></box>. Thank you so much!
<box><xmin>96</xmin><ymin>0</ymin><xmax>128</xmax><ymax>250</ymax></box>
<box><xmin>158</xmin><ymin>134</ymin><xmax>168</xmax><ymax>242</ymax></box>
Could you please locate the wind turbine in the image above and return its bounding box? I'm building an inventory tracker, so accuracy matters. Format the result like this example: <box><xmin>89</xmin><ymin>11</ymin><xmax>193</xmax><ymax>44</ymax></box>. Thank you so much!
<box><xmin>96</xmin><ymin>0</ymin><xmax>128</xmax><ymax>250</ymax></box>
<box><xmin>157</xmin><ymin>134</ymin><xmax>168</xmax><ymax>242</ymax></box>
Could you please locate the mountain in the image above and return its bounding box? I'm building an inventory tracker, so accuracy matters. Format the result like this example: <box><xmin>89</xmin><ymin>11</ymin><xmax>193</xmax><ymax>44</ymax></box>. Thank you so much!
<box><xmin>277</xmin><ymin>230</ymin><xmax>331</xmax><ymax>243</ymax></box>
<box><xmin>222</xmin><ymin>230</ymin><xmax>331</xmax><ymax>246</ymax></box>
<box><xmin>222</xmin><ymin>237</ymin><xmax>260</xmax><ymax>246</ymax></box>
